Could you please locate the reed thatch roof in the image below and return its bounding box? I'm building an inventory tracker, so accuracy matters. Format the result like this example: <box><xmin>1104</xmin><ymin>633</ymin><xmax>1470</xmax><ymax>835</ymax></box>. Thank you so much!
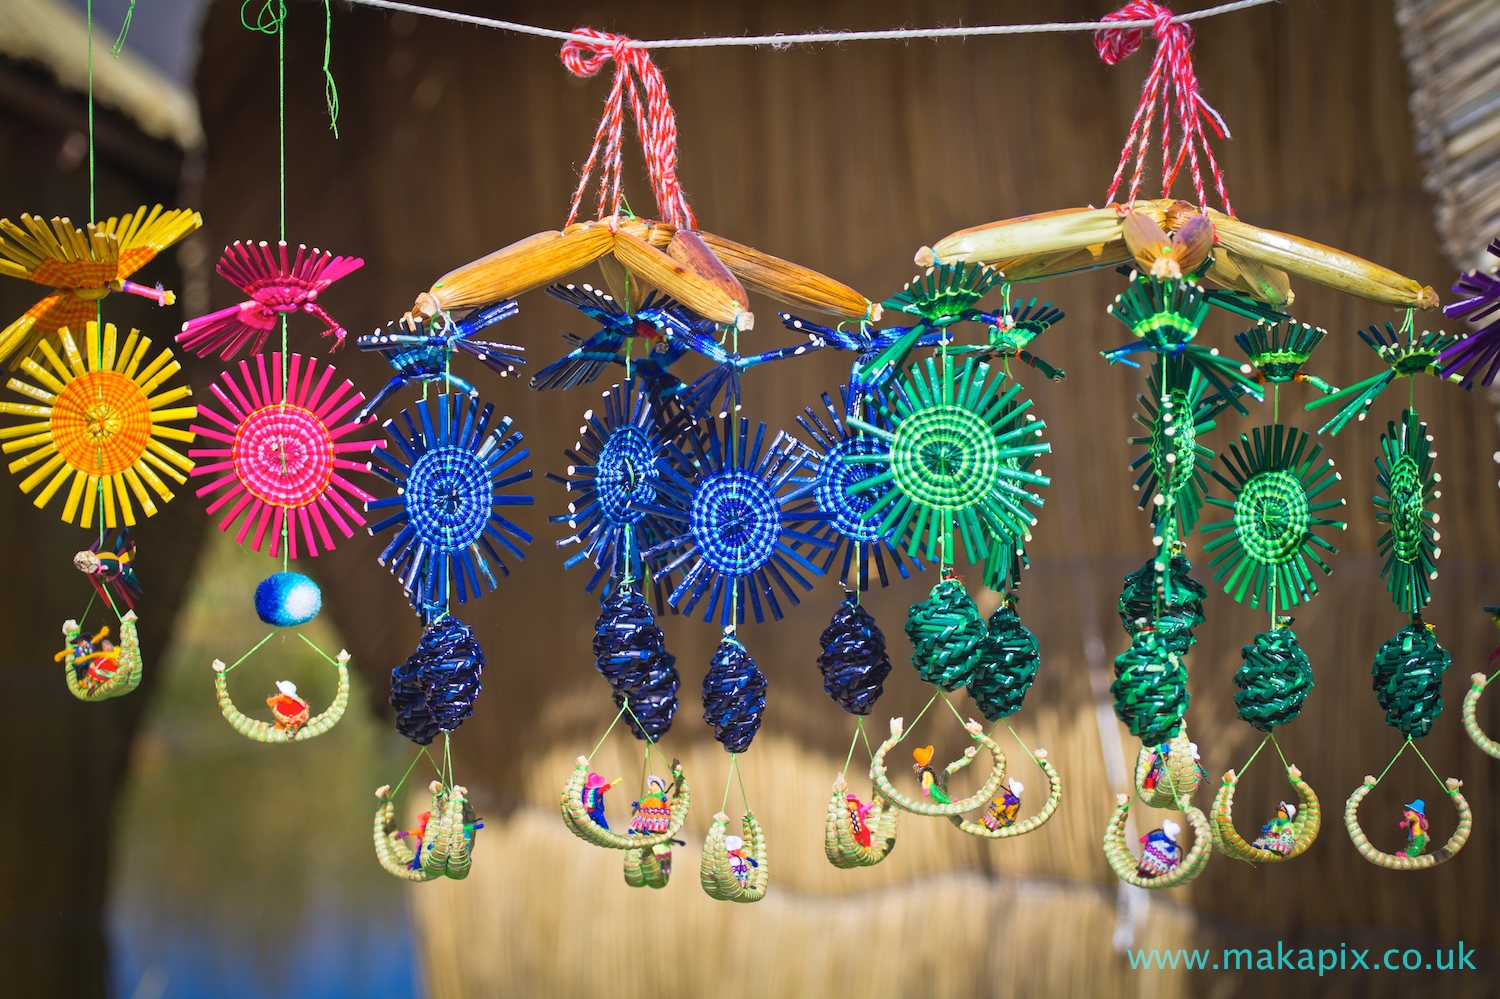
<box><xmin>0</xmin><ymin>0</ymin><xmax>202</xmax><ymax>149</ymax></box>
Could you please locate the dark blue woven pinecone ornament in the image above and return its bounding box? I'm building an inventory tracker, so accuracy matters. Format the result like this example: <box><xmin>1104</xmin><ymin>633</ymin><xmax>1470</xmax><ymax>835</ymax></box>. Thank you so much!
<box><xmin>1372</xmin><ymin>621</ymin><xmax>1450</xmax><ymax>739</ymax></box>
<box><xmin>817</xmin><ymin>595</ymin><xmax>892</xmax><ymax>714</ymax></box>
<box><xmin>592</xmin><ymin>586</ymin><xmax>679</xmax><ymax>740</ymax></box>
<box><xmin>390</xmin><ymin>616</ymin><xmax>485</xmax><ymax>744</ymax></box>
<box><xmin>966</xmin><ymin>600</ymin><xmax>1041</xmax><ymax>722</ymax></box>
<box><xmin>1119</xmin><ymin>551</ymin><xmax>1206</xmax><ymax>654</ymax></box>
<box><xmin>1233</xmin><ymin>627</ymin><xmax>1314</xmax><ymax>731</ymax></box>
<box><xmin>906</xmin><ymin>576</ymin><xmax>987</xmax><ymax>691</ymax></box>
<box><xmin>1111</xmin><ymin>629</ymin><xmax>1190</xmax><ymax>745</ymax></box>
<box><xmin>702</xmin><ymin>633</ymin><xmax>768</xmax><ymax>753</ymax></box>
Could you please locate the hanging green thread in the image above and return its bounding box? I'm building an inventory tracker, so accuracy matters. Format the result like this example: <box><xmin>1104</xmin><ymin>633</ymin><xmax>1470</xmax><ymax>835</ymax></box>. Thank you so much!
<box><xmin>110</xmin><ymin>0</ymin><xmax>137</xmax><ymax>57</ymax></box>
<box><xmin>322</xmin><ymin>0</ymin><xmax>341</xmax><ymax>136</ymax></box>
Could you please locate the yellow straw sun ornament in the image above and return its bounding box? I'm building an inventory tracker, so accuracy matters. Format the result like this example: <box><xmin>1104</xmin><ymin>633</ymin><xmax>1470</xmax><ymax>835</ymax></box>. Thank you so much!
<box><xmin>0</xmin><ymin>321</ymin><xmax>196</xmax><ymax>527</ymax></box>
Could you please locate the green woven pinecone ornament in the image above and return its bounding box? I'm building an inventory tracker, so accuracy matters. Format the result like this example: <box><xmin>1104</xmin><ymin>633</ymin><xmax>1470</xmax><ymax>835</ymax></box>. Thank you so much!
<box><xmin>1371</xmin><ymin>622</ymin><xmax>1450</xmax><ymax>739</ymax></box>
<box><xmin>1112</xmin><ymin>630</ymin><xmax>1190</xmax><ymax>745</ymax></box>
<box><xmin>1118</xmin><ymin>551</ymin><xmax>1207</xmax><ymax>654</ymax></box>
<box><xmin>906</xmin><ymin>577</ymin><xmax>987</xmax><ymax>691</ymax></box>
<box><xmin>966</xmin><ymin>601</ymin><xmax>1040</xmax><ymax>722</ymax></box>
<box><xmin>1233</xmin><ymin>627</ymin><xmax>1314</xmax><ymax>731</ymax></box>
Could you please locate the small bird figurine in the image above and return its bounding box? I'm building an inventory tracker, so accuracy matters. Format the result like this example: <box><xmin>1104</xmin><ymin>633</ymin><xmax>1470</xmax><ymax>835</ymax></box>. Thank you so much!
<box><xmin>844</xmin><ymin>792</ymin><xmax>875</xmax><ymax>848</ymax></box>
<box><xmin>401</xmin><ymin>810</ymin><xmax>433</xmax><ymax>870</ymax></box>
<box><xmin>0</xmin><ymin>206</ymin><xmax>201</xmax><ymax>369</ymax></box>
<box><xmin>1397</xmin><ymin>799</ymin><xmax>1430</xmax><ymax>858</ymax></box>
<box><xmin>912</xmin><ymin>745</ymin><xmax>951</xmax><ymax>804</ymax></box>
<box><xmin>1137</xmin><ymin>819</ymin><xmax>1183</xmax><ymax>878</ymax></box>
<box><xmin>72</xmin><ymin>529</ymin><xmax>141</xmax><ymax>611</ymax></box>
<box><xmin>55</xmin><ymin>624</ymin><xmax>120</xmax><ymax>690</ymax></box>
<box><xmin>982</xmin><ymin>778</ymin><xmax>1025</xmax><ymax>831</ymax></box>
<box><xmin>266</xmin><ymin>680</ymin><xmax>311</xmax><ymax>732</ymax></box>
<box><xmin>723</xmin><ymin>834</ymin><xmax>759</xmax><ymax>887</ymax></box>
<box><xmin>629</xmin><ymin>775</ymin><xmax>673</xmax><ymax>834</ymax></box>
<box><xmin>581</xmin><ymin>772</ymin><xmax>622</xmax><ymax>829</ymax></box>
<box><xmin>1251</xmin><ymin>801</ymin><xmax>1298</xmax><ymax>856</ymax></box>
<box><xmin>177</xmin><ymin>241</ymin><xmax>364</xmax><ymax>359</ymax></box>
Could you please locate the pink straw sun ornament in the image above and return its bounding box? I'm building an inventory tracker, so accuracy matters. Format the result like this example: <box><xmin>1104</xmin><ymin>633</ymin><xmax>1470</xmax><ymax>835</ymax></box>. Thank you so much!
<box><xmin>177</xmin><ymin>240</ymin><xmax>364</xmax><ymax>360</ymax></box>
<box><xmin>190</xmin><ymin>352</ymin><xmax>381</xmax><ymax>558</ymax></box>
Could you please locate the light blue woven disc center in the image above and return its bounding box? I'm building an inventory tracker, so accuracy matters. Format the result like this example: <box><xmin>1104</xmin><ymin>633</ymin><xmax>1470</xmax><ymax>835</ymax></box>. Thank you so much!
<box><xmin>819</xmin><ymin>436</ymin><xmax>884</xmax><ymax>543</ymax></box>
<box><xmin>595</xmin><ymin>425</ymin><xmax>656</xmax><ymax>526</ymax></box>
<box><xmin>407</xmin><ymin>445</ymin><xmax>492</xmax><ymax>553</ymax></box>
<box><xmin>690</xmin><ymin>470</ymin><xmax>780</xmax><ymax>577</ymax></box>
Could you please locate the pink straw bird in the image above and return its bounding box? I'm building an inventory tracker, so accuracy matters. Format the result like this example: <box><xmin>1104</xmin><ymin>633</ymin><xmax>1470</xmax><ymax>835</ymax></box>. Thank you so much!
<box><xmin>178</xmin><ymin>240</ymin><xmax>364</xmax><ymax>359</ymax></box>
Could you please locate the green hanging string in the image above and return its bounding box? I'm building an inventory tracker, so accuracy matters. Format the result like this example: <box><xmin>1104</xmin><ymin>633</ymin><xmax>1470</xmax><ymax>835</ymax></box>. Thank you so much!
<box><xmin>110</xmin><ymin>0</ymin><xmax>137</xmax><ymax>57</ymax></box>
<box><xmin>323</xmin><ymin>0</ymin><xmax>340</xmax><ymax>136</ymax></box>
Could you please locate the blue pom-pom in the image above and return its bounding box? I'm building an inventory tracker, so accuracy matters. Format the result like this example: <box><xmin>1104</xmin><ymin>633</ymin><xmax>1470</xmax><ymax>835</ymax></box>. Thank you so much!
<box><xmin>254</xmin><ymin>572</ymin><xmax>322</xmax><ymax>627</ymax></box>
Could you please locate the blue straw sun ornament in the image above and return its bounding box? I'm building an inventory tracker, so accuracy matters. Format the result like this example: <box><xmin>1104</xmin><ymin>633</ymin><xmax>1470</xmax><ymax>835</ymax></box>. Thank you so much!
<box><xmin>366</xmin><ymin>393</ymin><xmax>534</xmax><ymax>614</ymax></box>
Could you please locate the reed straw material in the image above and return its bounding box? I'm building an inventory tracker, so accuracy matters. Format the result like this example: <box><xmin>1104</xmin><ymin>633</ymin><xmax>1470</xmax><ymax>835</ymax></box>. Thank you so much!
<box><xmin>666</xmin><ymin>229</ymin><xmax>748</xmax><ymax>308</ymax></box>
<box><xmin>612</xmin><ymin>230</ymin><xmax>752</xmax><ymax>329</ymax></box>
<box><xmin>417</xmin><ymin>225</ymin><xmax>616</xmax><ymax>317</ymax></box>
<box><xmin>918</xmin><ymin>201</ymin><xmax>1171</xmax><ymax>268</ymax></box>
<box><xmin>1344</xmin><ymin>774</ymin><xmax>1471</xmax><ymax>870</ymax></box>
<box><xmin>1210</xmin><ymin>765</ymin><xmax>1320</xmax><ymax>863</ymax></box>
<box><xmin>1463</xmin><ymin>673</ymin><xmax>1500</xmax><ymax>759</ymax></box>
<box><xmin>697</xmin><ymin>230</ymin><xmax>878</xmax><ymax>321</ymax></box>
<box><xmin>1206</xmin><ymin>250</ymin><xmax>1293</xmax><ymax>305</ymax></box>
<box><xmin>1206</xmin><ymin>210</ymin><xmax>1440</xmax><ymax>309</ymax></box>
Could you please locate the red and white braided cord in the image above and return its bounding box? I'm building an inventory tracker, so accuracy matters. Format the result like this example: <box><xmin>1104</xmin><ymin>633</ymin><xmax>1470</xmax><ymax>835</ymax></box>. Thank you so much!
<box><xmin>560</xmin><ymin>29</ymin><xmax>695</xmax><ymax>230</ymax></box>
<box><xmin>1095</xmin><ymin>1</ymin><xmax>1232</xmax><ymax>214</ymax></box>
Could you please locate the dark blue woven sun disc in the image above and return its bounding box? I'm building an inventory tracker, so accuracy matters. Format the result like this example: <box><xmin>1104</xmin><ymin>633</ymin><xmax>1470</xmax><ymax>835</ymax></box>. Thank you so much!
<box><xmin>817</xmin><ymin>436</ymin><xmax>886</xmax><ymax>544</ymax></box>
<box><xmin>594</xmin><ymin>424</ymin><xmax>657</xmax><ymax>526</ymax></box>
<box><xmin>691</xmin><ymin>471</ymin><xmax>781</xmax><ymax>577</ymax></box>
<box><xmin>407</xmin><ymin>446</ymin><xmax>493</xmax><ymax>552</ymax></box>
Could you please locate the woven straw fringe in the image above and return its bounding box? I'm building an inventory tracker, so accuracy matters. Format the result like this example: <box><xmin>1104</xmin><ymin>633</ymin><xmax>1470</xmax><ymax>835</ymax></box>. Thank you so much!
<box><xmin>1344</xmin><ymin>773</ymin><xmax>1471</xmax><ymax>870</ymax></box>
<box><xmin>700</xmin><ymin>811</ymin><xmax>769</xmax><ymax>902</ymax></box>
<box><xmin>210</xmin><ymin>648</ymin><xmax>349</xmax><ymax>743</ymax></box>
<box><xmin>870</xmin><ymin>715</ymin><xmax>1007</xmax><ymax>818</ymax></box>
<box><xmin>1210</xmin><ymin>764</ymin><xmax>1320</xmax><ymax>863</ymax></box>
<box><xmin>60</xmin><ymin>611</ymin><xmax>142</xmax><ymax>701</ymax></box>
<box><xmin>1462</xmin><ymin>673</ymin><xmax>1500</xmax><ymax>758</ymax></box>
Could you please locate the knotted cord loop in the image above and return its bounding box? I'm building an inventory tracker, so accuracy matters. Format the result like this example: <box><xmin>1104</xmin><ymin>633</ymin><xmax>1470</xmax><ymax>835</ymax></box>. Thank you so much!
<box><xmin>560</xmin><ymin>29</ymin><xmax>695</xmax><ymax>230</ymax></box>
<box><xmin>1094</xmin><ymin>1</ymin><xmax>1232</xmax><ymax>213</ymax></box>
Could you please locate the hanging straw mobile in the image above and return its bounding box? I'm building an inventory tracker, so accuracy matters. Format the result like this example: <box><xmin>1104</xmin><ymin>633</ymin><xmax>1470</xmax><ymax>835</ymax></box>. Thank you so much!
<box><xmin>699</xmin><ymin>631</ymin><xmax>770</xmax><ymax>902</ymax></box>
<box><xmin>1346</xmin><ymin>619</ymin><xmax>1471</xmax><ymax>869</ymax></box>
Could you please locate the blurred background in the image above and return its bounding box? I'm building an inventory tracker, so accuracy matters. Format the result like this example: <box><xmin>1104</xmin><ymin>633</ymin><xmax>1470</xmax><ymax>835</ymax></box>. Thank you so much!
<box><xmin>2</xmin><ymin>0</ymin><xmax>1499</xmax><ymax>996</ymax></box>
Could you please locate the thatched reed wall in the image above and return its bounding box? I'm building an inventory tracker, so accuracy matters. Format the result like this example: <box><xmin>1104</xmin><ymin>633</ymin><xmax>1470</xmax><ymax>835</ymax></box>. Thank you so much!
<box><xmin>190</xmin><ymin>0</ymin><xmax>1500</xmax><ymax>994</ymax></box>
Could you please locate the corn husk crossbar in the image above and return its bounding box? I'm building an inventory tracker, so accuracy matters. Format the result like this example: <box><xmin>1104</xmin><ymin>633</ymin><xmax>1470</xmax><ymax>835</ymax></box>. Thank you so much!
<box><xmin>947</xmin><ymin>748</ymin><xmax>1062</xmax><ymax>840</ymax></box>
<box><xmin>1344</xmin><ymin>773</ymin><xmax>1470</xmax><ymax>870</ymax></box>
<box><xmin>60</xmin><ymin>612</ymin><xmax>142</xmax><ymax>701</ymax></box>
<box><xmin>700</xmin><ymin>811</ymin><xmax>768</xmax><ymax>903</ymax></box>
<box><xmin>210</xmin><ymin>648</ymin><xmax>350</xmax><ymax>743</ymax></box>
<box><xmin>413</xmin><ymin>217</ymin><xmax>879</xmax><ymax>329</ymax></box>
<box><xmin>919</xmin><ymin>199</ymin><xmax>1438</xmax><ymax>310</ymax></box>
<box><xmin>559</xmin><ymin>755</ymin><xmax>690</xmax><ymax>850</ymax></box>
<box><xmin>824</xmin><ymin>773</ymin><xmax>899</xmax><ymax>868</ymax></box>
<box><xmin>1133</xmin><ymin>730</ymin><xmax>1202</xmax><ymax>808</ymax></box>
<box><xmin>1463</xmin><ymin>673</ymin><xmax>1500</xmax><ymax>758</ymax></box>
<box><xmin>1210</xmin><ymin>764</ymin><xmax>1320</xmax><ymax>863</ymax></box>
<box><xmin>870</xmin><ymin>716</ymin><xmax>1008</xmax><ymax>818</ymax></box>
<box><xmin>374</xmin><ymin>781</ymin><xmax>475</xmax><ymax>882</ymax></box>
<box><xmin>1103</xmin><ymin>792</ymin><xmax>1213</xmax><ymax>889</ymax></box>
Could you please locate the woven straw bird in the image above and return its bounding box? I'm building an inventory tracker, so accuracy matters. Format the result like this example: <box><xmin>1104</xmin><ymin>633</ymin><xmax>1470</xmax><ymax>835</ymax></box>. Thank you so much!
<box><xmin>0</xmin><ymin>206</ymin><xmax>201</xmax><ymax>369</ymax></box>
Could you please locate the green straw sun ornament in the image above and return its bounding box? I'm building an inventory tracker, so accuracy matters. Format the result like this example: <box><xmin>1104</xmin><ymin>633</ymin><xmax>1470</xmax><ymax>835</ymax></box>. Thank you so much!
<box><xmin>1374</xmin><ymin>408</ymin><xmax>1441</xmax><ymax>614</ymax></box>
<box><xmin>1201</xmin><ymin>425</ymin><xmax>1346</xmax><ymax>610</ymax></box>
<box><xmin>1304</xmin><ymin>321</ymin><xmax>1460</xmax><ymax>436</ymax></box>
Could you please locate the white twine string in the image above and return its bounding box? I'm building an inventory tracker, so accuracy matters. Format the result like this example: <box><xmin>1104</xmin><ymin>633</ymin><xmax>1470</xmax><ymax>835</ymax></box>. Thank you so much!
<box><xmin>339</xmin><ymin>0</ymin><xmax>1276</xmax><ymax>49</ymax></box>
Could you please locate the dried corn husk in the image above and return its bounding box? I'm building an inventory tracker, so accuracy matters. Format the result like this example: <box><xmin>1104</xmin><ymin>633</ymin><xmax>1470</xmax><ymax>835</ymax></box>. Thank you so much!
<box><xmin>612</xmin><ymin>230</ymin><xmax>752</xmax><ymax>330</ymax></box>
<box><xmin>596</xmin><ymin>253</ymin><xmax>656</xmax><ymax>309</ymax></box>
<box><xmin>918</xmin><ymin>201</ymin><xmax>1171</xmax><ymax>268</ymax></box>
<box><xmin>697</xmin><ymin>230</ymin><xmax>877</xmax><ymax>321</ymax></box>
<box><xmin>1206</xmin><ymin>209</ymin><xmax>1439</xmax><ymax>309</ymax></box>
<box><xmin>1208</xmin><ymin>249</ymin><xmax>1294</xmax><ymax>306</ymax></box>
<box><xmin>666</xmin><ymin>230</ymin><xmax>749</xmax><ymax>308</ymax></box>
<box><xmin>993</xmin><ymin>240</ymin><xmax>1134</xmax><ymax>282</ymax></box>
<box><xmin>416</xmin><ymin>225</ymin><xmax>616</xmax><ymax>317</ymax></box>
